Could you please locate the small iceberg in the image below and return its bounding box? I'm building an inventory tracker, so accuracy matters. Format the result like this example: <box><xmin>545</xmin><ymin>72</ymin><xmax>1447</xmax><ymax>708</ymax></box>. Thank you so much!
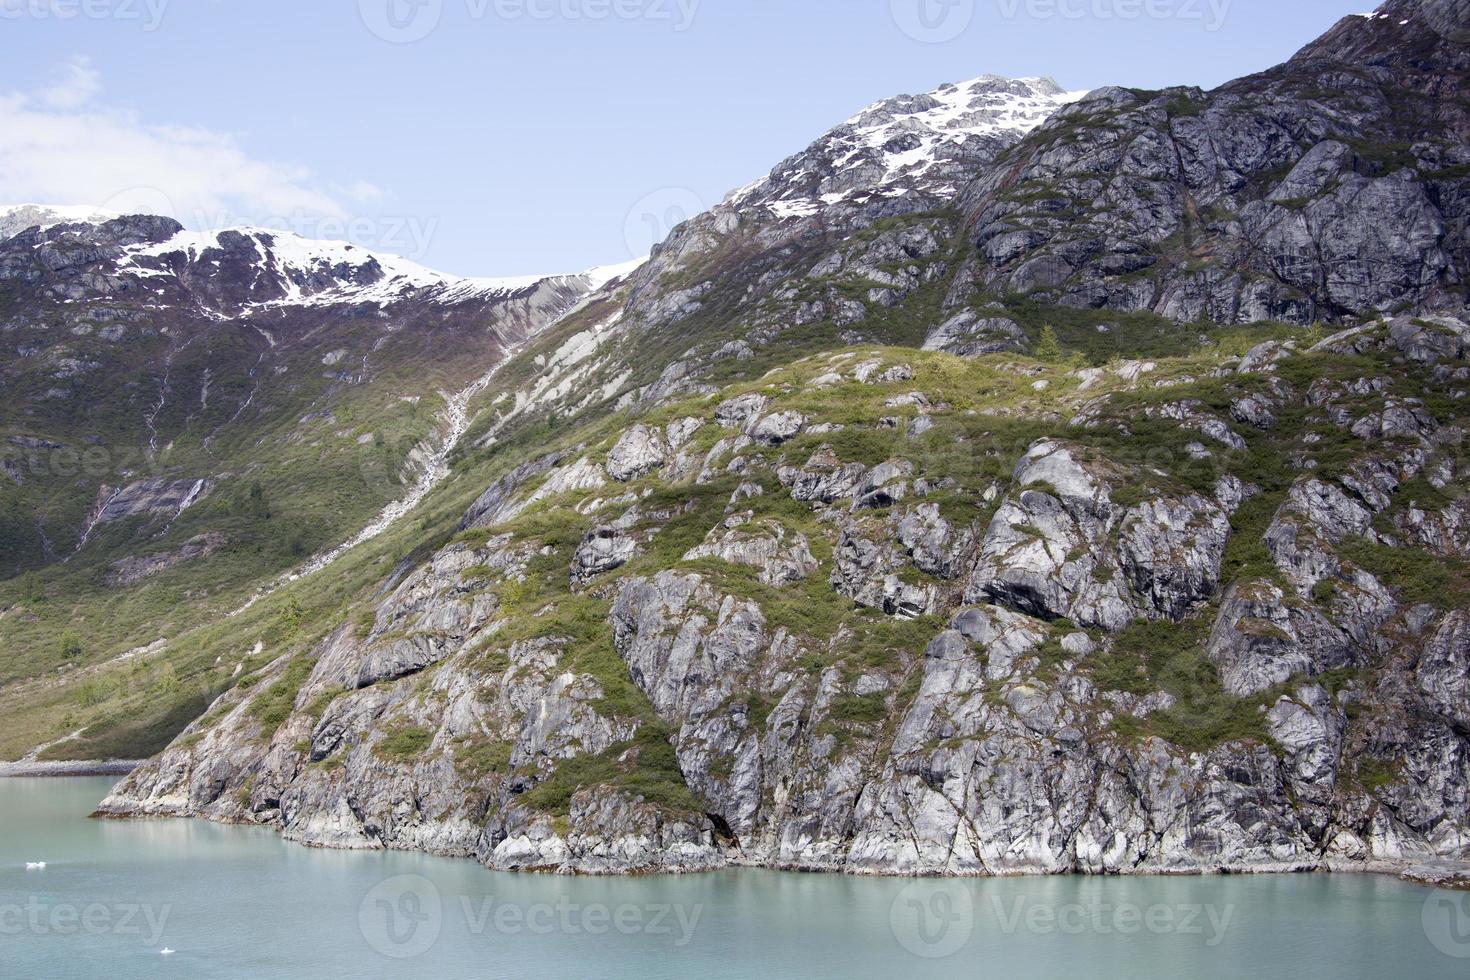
<box><xmin>25</xmin><ymin>862</ymin><xmax>46</xmax><ymax>871</ymax></box>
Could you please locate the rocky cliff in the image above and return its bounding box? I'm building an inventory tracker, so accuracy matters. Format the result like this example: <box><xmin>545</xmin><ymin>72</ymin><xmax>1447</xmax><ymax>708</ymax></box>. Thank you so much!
<box><xmin>953</xmin><ymin>0</ymin><xmax>1470</xmax><ymax>323</ymax></box>
<box><xmin>99</xmin><ymin>309</ymin><xmax>1470</xmax><ymax>875</ymax></box>
<box><xmin>77</xmin><ymin>0</ymin><xmax>1470</xmax><ymax>878</ymax></box>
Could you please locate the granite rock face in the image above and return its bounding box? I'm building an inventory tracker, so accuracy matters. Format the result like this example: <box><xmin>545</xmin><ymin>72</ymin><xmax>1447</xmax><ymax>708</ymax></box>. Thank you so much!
<box><xmin>966</xmin><ymin>440</ymin><xmax>1229</xmax><ymax>629</ymax></box>
<box><xmin>953</xmin><ymin>0</ymin><xmax>1470</xmax><ymax>325</ymax></box>
<box><xmin>89</xmin><ymin>2</ymin><xmax>1470</xmax><ymax>881</ymax></box>
<box><xmin>100</xmin><ymin>307</ymin><xmax>1470</xmax><ymax>878</ymax></box>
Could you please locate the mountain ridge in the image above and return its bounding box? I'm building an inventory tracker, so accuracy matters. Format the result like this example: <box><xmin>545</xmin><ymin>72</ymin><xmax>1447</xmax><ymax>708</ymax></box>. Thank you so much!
<box><xmin>9</xmin><ymin>0</ymin><xmax>1470</xmax><ymax>884</ymax></box>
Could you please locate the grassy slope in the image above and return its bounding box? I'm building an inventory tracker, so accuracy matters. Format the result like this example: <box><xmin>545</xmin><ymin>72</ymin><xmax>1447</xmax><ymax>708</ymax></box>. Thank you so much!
<box><xmin>28</xmin><ymin>302</ymin><xmax>1458</xmax><ymax>789</ymax></box>
<box><xmin>0</xmin><ymin>297</ymin><xmax>517</xmax><ymax>757</ymax></box>
<box><xmin>1</xmin><ymin>195</ymin><xmax>1455</xmax><ymax>771</ymax></box>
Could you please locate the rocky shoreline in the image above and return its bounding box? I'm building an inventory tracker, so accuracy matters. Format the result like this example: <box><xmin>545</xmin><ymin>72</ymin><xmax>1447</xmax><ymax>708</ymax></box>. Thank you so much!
<box><xmin>79</xmin><ymin>795</ymin><xmax>1470</xmax><ymax>890</ymax></box>
<box><xmin>1402</xmin><ymin>861</ymin><xmax>1470</xmax><ymax>891</ymax></box>
<box><xmin>2</xmin><ymin>760</ymin><xmax>140</xmax><ymax>778</ymax></box>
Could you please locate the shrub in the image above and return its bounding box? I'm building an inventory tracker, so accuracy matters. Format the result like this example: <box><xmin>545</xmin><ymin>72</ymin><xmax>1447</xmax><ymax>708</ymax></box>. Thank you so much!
<box><xmin>74</xmin><ymin>677</ymin><xmax>119</xmax><ymax>708</ymax></box>
<box><xmin>825</xmin><ymin>692</ymin><xmax>888</xmax><ymax>726</ymax></box>
<box><xmin>522</xmin><ymin>725</ymin><xmax>701</xmax><ymax>817</ymax></box>
<box><xmin>1336</xmin><ymin>537</ymin><xmax>1463</xmax><ymax>609</ymax></box>
<box><xmin>452</xmin><ymin>738</ymin><xmax>513</xmax><ymax>779</ymax></box>
<box><xmin>375</xmin><ymin>725</ymin><xmax>434</xmax><ymax>761</ymax></box>
<box><xmin>1356</xmin><ymin>757</ymin><xmax>1400</xmax><ymax>793</ymax></box>
<box><xmin>249</xmin><ymin>658</ymin><xmax>312</xmax><ymax>738</ymax></box>
<box><xmin>1095</xmin><ymin>615</ymin><xmax>1275</xmax><ymax>752</ymax></box>
<box><xmin>1221</xmin><ymin>494</ymin><xmax>1283</xmax><ymax>584</ymax></box>
<box><xmin>57</xmin><ymin>630</ymin><xmax>83</xmax><ymax>661</ymax></box>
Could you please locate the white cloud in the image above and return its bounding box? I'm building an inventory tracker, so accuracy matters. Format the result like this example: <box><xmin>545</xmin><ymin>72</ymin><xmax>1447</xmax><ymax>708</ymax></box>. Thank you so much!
<box><xmin>0</xmin><ymin>60</ymin><xmax>377</xmax><ymax>233</ymax></box>
<box><xmin>332</xmin><ymin>179</ymin><xmax>386</xmax><ymax>204</ymax></box>
<box><xmin>38</xmin><ymin>56</ymin><xmax>101</xmax><ymax>111</ymax></box>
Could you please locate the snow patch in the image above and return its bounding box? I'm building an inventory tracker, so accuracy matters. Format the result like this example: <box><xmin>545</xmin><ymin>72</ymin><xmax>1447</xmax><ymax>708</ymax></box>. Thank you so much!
<box><xmin>730</xmin><ymin>75</ymin><xmax>1088</xmax><ymax>218</ymax></box>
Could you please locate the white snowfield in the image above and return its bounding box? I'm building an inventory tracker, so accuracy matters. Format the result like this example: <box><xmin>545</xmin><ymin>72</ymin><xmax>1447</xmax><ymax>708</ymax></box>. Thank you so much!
<box><xmin>0</xmin><ymin>204</ymin><xmax>642</xmax><ymax>311</ymax></box>
<box><xmin>730</xmin><ymin>75</ymin><xmax>1088</xmax><ymax>216</ymax></box>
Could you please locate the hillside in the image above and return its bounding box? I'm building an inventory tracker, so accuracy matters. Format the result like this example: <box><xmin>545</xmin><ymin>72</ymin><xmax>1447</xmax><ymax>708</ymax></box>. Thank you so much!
<box><xmin>0</xmin><ymin>208</ymin><xmax>605</xmax><ymax>757</ymax></box>
<box><xmin>13</xmin><ymin>0</ymin><xmax>1470</xmax><ymax>879</ymax></box>
<box><xmin>100</xmin><ymin>311</ymin><xmax>1470</xmax><ymax>874</ymax></box>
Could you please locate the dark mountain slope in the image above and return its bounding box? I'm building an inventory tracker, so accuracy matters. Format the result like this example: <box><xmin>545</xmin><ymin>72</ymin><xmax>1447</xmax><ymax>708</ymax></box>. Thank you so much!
<box><xmin>952</xmin><ymin>0</ymin><xmax>1470</xmax><ymax>324</ymax></box>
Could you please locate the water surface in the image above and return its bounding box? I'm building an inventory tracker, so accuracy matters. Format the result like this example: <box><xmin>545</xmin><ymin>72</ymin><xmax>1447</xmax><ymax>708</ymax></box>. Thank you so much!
<box><xmin>1</xmin><ymin>778</ymin><xmax>1466</xmax><ymax>978</ymax></box>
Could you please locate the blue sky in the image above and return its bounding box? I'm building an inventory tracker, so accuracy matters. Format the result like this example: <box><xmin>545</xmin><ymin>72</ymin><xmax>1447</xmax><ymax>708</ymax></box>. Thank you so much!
<box><xmin>2</xmin><ymin>0</ymin><xmax>1371</xmax><ymax>277</ymax></box>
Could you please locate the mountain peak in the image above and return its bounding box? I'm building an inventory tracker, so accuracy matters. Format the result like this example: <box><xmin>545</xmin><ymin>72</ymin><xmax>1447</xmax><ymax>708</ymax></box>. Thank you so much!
<box><xmin>1289</xmin><ymin>0</ymin><xmax>1470</xmax><ymax>79</ymax></box>
<box><xmin>0</xmin><ymin>210</ymin><xmax>617</xmax><ymax>313</ymax></box>
<box><xmin>119</xmin><ymin>225</ymin><xmax>559</xmax><ymax>309</ymax></box>
<box><xmin>728</xmin><ymin>74</ymin><xmax>1087</xmax><ymax>219</ymax></box>
<box><xmin>0</xmin><ymin>204</ymin><xmax>127</xmax><ymax>240</ymax></box>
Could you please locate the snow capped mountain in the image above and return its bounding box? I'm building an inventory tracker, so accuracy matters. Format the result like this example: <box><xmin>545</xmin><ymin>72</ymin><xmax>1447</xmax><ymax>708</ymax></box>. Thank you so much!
<box><xmin>0</xmin><ymin>204</ymin><xmax>124</xmax><ymax>240</ymax></box>
<box><xmin>582</xmin><ymin>256</ymin><xmax>649</xmax><ymax>289</ymax></box>
<box><xmin>729</xmin><ymin>76</ymin><xmax>1086</xmax><ymax>219</ymax></box>
<box><xmin>613</xmin><ymin>74</ymin><xmax>1090</xmax><ymax>334</ymax></box>
<box><xmin>0</xmin><ymin>205</ymin><xmax>630</xmax><ymax>314</ymax></box>
<box><xmin>119</xmin><ymin>225</ymin><xmax>559</xmax><ymax>310</ymax></box>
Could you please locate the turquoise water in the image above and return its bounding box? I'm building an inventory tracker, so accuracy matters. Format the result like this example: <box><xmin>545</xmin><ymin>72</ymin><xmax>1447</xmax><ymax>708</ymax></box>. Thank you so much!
<box><xmin>1</xmin><ymin>778</ymin><xmax>1468</xmax><ymax>978</ymax></box>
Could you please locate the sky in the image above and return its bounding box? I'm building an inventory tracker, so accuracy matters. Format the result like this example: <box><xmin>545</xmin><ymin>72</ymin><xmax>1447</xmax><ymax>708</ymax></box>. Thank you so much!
<box><xmin>1</xmin><ymin>0</ymin><xmax>1374</xmax><ymax>278</ymax></box>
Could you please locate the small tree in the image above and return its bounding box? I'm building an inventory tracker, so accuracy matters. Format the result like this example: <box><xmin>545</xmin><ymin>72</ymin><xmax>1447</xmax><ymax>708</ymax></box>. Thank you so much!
<box><xmin>18</xmin><ymin>572</ymin><xmax>44</xmax><ymax>606</ymax></box>
<box><xmin>244</xmin><ymin>481</ymin><xmax>271</xmax><ymax>520</ymax></box>
<box><xmin>279</xmin><ymin>594</ymin><xmax>307</xmax><ymax>640</ymax></box>
<box><xmin>1035</xmin><ymin>325</ymin><xmax>1063</xmax><ymax>362</ymax></box>
<box><xmin>58</xmin><ymin>629</ymin><xmax>83</xmax><ymax>661</ymax></box>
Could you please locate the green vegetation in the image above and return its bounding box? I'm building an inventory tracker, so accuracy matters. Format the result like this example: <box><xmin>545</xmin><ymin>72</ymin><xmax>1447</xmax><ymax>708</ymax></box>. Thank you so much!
<box><xmin>451</xmin><ymin>737</ymin><xmax>513</xmax><ymax>779</ymax></box>
<box><xmin>1354</xmin><ymin>756</ymin><xmax>1401</xmax><ymax>794</ymax></box>
<box><xmin>1343</xmin><ymin>139</ymin><xmax>1418</xmax><ymax>175</ymax></box>
<box><xmin>825</xmin><ymin>692</ymin><xmax>889</xmax><ymax>727</ymax></box>
<box><xmin>57</xmin><ymin>630</ymin><xmax>83</xmax><ymax>661</ymax></box>
<box><xmin>1336</xmin><ymin>537</ymin><xmax>1467</xmax><ymax>610</ymax></box>
<box><xmin>1034</xmin><ymin>325</ymin><xmax>1063</xmax><ymax>362</ymax></box>
<box><xmin>1091</xmin><ymin>615</ymin><xmax>1275</xmax><ymax>752</ymax></box>
<box><xmin>1162</xmin><ymin>93</ymin><xmax>1204</xmax><ymax>118</ymax></box>
<box><xmin>521</xmin><ymin>725</ymin><xmax>702</xmax><ymax>817</ymax></box>
<box><xmin>1222</xmin><ymin>494</ymin><xmax>1285</xmax><ymax>584</ymax></box>
<box><xmin>40</xmin><ymin>690</ymin><xmax>217</xmax><ymax>762</ymax></box>
<box><xmin>248</xmin><ymin>658</ymin><xmax>313</xmax><ymax>740</ymax></box>
<box><xmin>374</xmin><ymin>725</ymin><xmax>434</xmax><ymax>761</ymax></box>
